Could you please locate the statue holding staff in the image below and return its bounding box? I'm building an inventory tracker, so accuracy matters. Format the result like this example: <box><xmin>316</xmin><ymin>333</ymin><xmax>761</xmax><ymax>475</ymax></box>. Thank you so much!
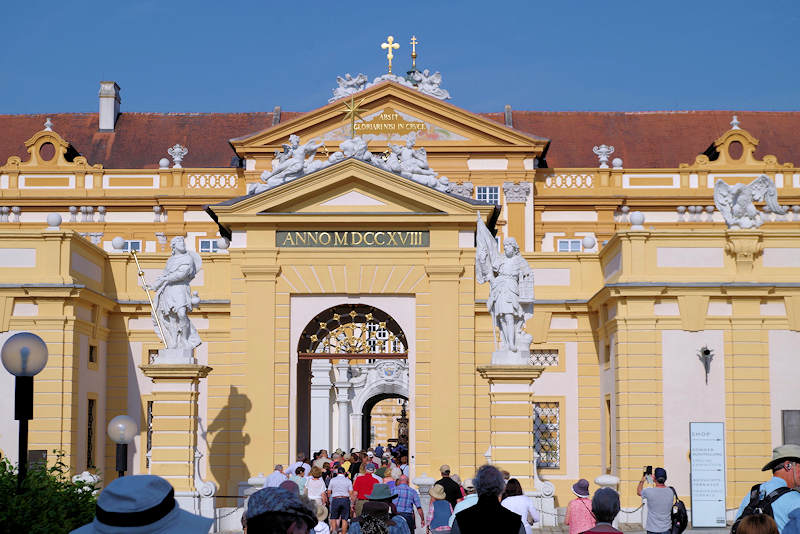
<box><xmin>149</xmin><ymin>236</ymin><xmax>202</xmax><ymax>351</ymax></box>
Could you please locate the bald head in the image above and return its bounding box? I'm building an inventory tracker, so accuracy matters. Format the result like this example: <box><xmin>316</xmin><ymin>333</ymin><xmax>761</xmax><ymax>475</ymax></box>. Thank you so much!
<box><xmin>398</xmin><ymin>475</ymin><xmax>409</xmax><ymax>485</ymax></box>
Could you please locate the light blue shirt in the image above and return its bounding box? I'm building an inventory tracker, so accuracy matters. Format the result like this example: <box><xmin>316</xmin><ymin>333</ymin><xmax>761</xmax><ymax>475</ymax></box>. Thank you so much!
<box><xmin>736</xmin><ymin>476</ymin><xmax>800</xmax><ymax>531</ymax></box>
<box><xmin>449</xmin><ymin>493</ymin><xmax>479</xmax><ymax>527</ymax></box>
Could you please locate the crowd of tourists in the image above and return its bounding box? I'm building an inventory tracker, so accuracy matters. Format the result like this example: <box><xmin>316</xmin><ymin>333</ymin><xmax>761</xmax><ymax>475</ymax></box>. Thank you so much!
<box><xmin>68</xmin><ymin>443</ymin><xmax>800</xmax><ymax>534</ymax></box>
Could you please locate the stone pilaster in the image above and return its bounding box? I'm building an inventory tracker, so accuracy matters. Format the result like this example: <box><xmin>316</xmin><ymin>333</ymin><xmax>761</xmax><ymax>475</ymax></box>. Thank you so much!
<box><xmin>139</xmin><ymin>364</ymin><xmax>212</xmax><ymax>492</ymax></box>
<box><xmin>503</xmin><ymin>182</ymin><xmax>531</xmax><ymax>248</ymax></box>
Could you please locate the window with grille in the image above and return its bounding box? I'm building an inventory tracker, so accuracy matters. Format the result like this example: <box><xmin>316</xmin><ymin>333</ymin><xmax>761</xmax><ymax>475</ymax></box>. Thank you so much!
<box><xmin>557</xmin><ymin>239</ymin><xmax>582</xmax><ymax>252</ymax></box>
<box><xmin>87</xmin><ymin>398</ymin><xmax>96</xmax><ymax>469</ymax></box>
<box><xmin>121</xmin><ymin>240</ymin><xmax>142</xmax><ymax>252</ymax></box>
<box><xmin>146</xmin><ymin>401</ymin><xmax>154</xmax><ymax>469</ymax></box>
<box><xmin>88</xmin><ymin>344</ymin><xmax>97</xmax><ymax>364</ymax></box>
<box><xmin>534</xmin><ymin>402</ymin><xmax>560</xmax><ymax>468</ymax></box>
<box><xmin>529</xmin><ymin>349</ymin><xmax>559</xmax><ymax>367</ymax></box>
<box><xmin>198</xmin><ymin>239</ymin><xmax>219</xmax><ymax>253</ymax></box>
<box><xmin>476</xmin><ymin>186</ymin><xmax>500</xmax><ymax>205</ymax></box>
<box><xmin>783</xmin><ymin>410</ymin><xmax>800</xmax><ymax>445</ymax></box>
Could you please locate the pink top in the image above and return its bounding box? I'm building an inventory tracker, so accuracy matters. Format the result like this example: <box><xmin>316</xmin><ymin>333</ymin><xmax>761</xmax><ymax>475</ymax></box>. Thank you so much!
<box><xmin>566</xmin><ymin>497</ymin><xmax>596</xmax><ymax>534</ymax></box>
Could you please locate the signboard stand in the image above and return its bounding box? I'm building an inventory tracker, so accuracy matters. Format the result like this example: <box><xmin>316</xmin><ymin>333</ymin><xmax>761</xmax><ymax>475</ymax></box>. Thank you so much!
<box><xmin>689</xmin><ymin>422</ymin><xmax>727</xmax><ymax>527</ymax></box>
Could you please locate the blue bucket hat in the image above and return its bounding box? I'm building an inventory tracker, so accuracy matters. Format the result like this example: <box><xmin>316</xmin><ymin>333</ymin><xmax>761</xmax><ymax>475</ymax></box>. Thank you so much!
<box><xmin>70</xmin><ymin>475</ymin><xmax>212</xmax><ymax>533</ymax></box>
<box><xmin>246</xmin><ymin>487</ymin><xmax>317</xmax><ymax>528</ymax></box>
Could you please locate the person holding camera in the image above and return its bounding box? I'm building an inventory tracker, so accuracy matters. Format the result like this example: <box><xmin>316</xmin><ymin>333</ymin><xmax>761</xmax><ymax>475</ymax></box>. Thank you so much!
<box><xmin>637</xmin><ymin>467</ymin><xmax>673</xmax><ymax>534</ymax></box>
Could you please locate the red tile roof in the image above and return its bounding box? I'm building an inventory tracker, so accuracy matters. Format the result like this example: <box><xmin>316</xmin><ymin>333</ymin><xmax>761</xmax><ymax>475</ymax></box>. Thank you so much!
<box><xmin>0</xmin><ymin>110</ymin><xmax>797</xmax><ymax>170</ymax></box>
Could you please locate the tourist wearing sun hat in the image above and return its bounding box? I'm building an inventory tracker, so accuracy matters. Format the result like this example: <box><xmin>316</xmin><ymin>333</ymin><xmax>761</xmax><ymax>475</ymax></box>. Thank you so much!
<box><xmin>245</xmin><ymin>486</ymin><xmax>317</xmax><ymax>532</ymax></box>
<box><xmin>565</xmin><ymin>478</ymin><xmax>594</xmax><ymax>534</ymax></box>
<box><xmin>313</xmin><ymin>501</ymin><xmax>331</xmax><ymax>534</ymax></box>
<box><xmin>428</xmin><ymin>484</ymin><xmax>453</xmax><ymax>532</ymax></box>
<box><xmin>70</xmin><ymin>474</ymin><xmax>212</xmax><ymax>533</ymax></box>
<box><xmin>348</xmin><ymin>501</ymin><xmax>410</xmax><ymax>534</ymax></box>
<box><xmin>735</xmin><ymin>444</ymin><xmax>800</xmax><ymax>532</ymax></box>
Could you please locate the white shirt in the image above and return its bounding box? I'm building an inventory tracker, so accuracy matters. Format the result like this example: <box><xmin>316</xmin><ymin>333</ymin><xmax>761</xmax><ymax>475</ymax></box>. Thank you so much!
<box><xmin>263</xmin><ymin>470</ymin><xmax>287</xmax><ymax>488</ymax></box>
<box><xmin>314</xmin><ymin>521</ymin><xmax>331</xmax><ymax>534</ymax></box>
<box><xmin>307</xmin><ymin>477</ymin><xmax>327</xmax><ymax>501</ymax></box>
<box><xmin>501</xmin><ymin>495</ymin><xmax>540</xmax><ymax>534</ymax></box>
<box><xmin>328</xmin><ymin>474</ymin><xmax>353</xmax><ymax>498</ymax></box>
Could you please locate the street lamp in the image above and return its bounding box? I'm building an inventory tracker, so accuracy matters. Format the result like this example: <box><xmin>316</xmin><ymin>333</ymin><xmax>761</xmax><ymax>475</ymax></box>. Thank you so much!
<box><xmin>107</xmin><ymin>415</ymin><xmax>137</xmax><ymax>478</ymax></box>
<box><xmin>1</xmin><ymin>332</ymin><xmax>49</xmax><ymax>491</ymax></box>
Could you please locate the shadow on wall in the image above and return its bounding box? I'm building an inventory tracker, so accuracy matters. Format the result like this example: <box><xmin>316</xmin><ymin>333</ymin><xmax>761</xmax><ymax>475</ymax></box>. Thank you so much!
<box><xmin>207</xmin><ymin>385</ymin><xmax>251</xmax><ymax>495</ymax></box>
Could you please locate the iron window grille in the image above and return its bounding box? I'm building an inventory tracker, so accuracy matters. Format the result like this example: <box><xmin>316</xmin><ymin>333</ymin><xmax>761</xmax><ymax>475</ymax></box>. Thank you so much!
<box><xmin>534</xmin><ymin>402</ymin><xmax>560</xmax><ymax>468</ymax></box>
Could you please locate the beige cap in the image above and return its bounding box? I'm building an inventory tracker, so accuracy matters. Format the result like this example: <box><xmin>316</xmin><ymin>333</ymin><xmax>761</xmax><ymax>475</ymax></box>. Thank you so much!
<box><xmin>762</xmin><ymin>444</ymin><xmax>800</xmax><ymax>471</ymax></box>
<box><xmin>439</xmin><ymin>464</ymin><xmax>451</xmax><ymax>474</ymax></box>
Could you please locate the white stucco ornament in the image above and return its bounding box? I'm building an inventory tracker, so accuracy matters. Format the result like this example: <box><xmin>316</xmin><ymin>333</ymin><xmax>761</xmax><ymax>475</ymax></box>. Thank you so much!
<box><xmin>167</xmin><ymin>144</ymin><xmax>188</xmax><ymax>168</ymax></box>
<box><xmin>714</xmin><ymin>174</ymin><xmax>786</xmax><ymax>229</ymax></box>
<box><xmin>475</xmin><ymin>214</ymin><xmax>535</xmax><ymax>364</ymax></box>
<box><xmin>630</xmin><ymin>211</ymin><xmax>645</xmax><ymax>230</ymax></box>
<box><xmin>252</xmin><ymin>133</ymin><xmax>452</xmax><ymax>195</ymax></box>
<box><xmin>611</xmin><ymin>157</ymin><xmax>623</xmax><ymax>169</ymax></box>
<box><xmin>112</xmin><ymin>236</ymin><xmax>125</xmax><ymax>250</ymax></box>
<box><xmin>329</xmin><ymin>69</ymin><xmax>451</xmax><ymax>102</ymax></box>
<box><xmin>581</xmin><ymin>235</ymin><xmax>596</xmax><ymax>250</ymax></box>
<box><xmin>592</xmin><ymin>145</ymin><xmax>615</xmax><ymax>168</ymax></box>
<box><xmin>46</xmin><ymin>213</ymin><xmax>62</xmax><ymax>230</ymax></box>
<box><xmin>147</xmin><ymin>236</ymin><xmax>202</xmax><ymax>362</ymax></box>
<box><xmin>159</xmin><ymin>157</ymin><xmax>170</xmax><ymax>169</ymax></box>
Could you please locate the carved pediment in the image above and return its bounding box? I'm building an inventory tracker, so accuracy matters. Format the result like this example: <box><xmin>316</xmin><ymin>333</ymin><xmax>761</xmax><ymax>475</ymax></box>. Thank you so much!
<box><xmin>680</xmin><ymin>124</ymin><xmax>793</xmax><ymax>170</ymax></box>
<box><xmin>1</xmin><ymin>128</ymin><xmax>102</xmax><ymax>171</ymax></box>
<box><xmin>230</xmin><ymin>82</ymin><xmax>548</xmax><ymax>158</ymax></box>
<box><xmin>207</xmin><ymin>158</ymin><xmax>495</xmax><ymax>226</ymax></box>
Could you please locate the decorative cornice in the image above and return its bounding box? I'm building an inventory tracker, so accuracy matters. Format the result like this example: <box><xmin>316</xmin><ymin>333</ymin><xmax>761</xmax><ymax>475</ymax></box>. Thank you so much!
<box><xmin>502</xmin><ymin>182</ymin><xmax>530</xmax><ymax>203</ymax></box>
<box><xmin>476</xmin><ymin>365</ymin><xmax>544</xmax><ymax>382</ymax></box>
<box><xmin>139</xmin><ymin>364</ymin><xmax>213</xmax><ymax>380</ymax></box>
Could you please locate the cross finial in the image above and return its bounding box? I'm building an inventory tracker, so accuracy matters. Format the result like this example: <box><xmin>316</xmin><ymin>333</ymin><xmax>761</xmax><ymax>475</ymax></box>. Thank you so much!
<box><xmin>380</xmin><ymin>35</ymin><xmax>400</xmax><ymax>74</ymax></box>
<box><xmin>410</xmin><ymin>35</ymin><xmax>419</xmax><ymax>69</ymax></box>
<box><xmin>730</xmin><ymin>115</ymin><xmax>740</xmax><ymax>129</ymax></box>
<box><xmin>44</xmin><ymin>117</ymin><xmax>53</xmax><ymax>131</ymax></box>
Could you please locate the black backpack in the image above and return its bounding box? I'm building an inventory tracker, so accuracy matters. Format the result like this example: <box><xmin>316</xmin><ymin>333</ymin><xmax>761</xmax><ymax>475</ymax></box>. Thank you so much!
<box><xmin>730</xmin><ymin>483</ymin><xmax>793</xmax><ymax>534</ymax></box>
<box><xmin>670</xmin><ymin>487</ymin><xmax>689</xmax><ymax>534</ymax></box>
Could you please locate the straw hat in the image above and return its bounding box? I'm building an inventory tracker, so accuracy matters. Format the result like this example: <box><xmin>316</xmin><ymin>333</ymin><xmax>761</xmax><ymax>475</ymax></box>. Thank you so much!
<box><xmin>762</xmin><ymin>444</ymin><xmax>800</xmax><ymax>471</ymax></box>
<box><xmin>429</xmin><ymin>484</ymin><xmax>447</xmax><ymax>500</ymax></box>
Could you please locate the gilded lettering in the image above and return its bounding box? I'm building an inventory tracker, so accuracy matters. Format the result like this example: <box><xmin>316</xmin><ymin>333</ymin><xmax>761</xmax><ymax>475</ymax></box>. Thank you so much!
<box><xmin>307</xmin><ymin>232</ymin><xmax>318</xmax><ymax>245</ymax></box>
<box><xmin>351</xmin><ymin>232</ymin><xmax>363</xmax><ymax>246</ymax></box>
<box><xmin>374</xmin><ymin>232</ymin><xmax>386</xmax><ymax>246</ymax></box>
<box><xmin>282</xmin><ymin>232</ymin><xmax>295</xmax><ymax>246</ymax></box>
<box><xmin>398</xmin><ymin>232</ymin><xmax>409</xmax><ymax>245</ymax></box>
<box><xmin>334</xmin><ymin>232</ymin><xmax>348</xmax><ymax>246</ymax></box>
<box><xmin>387</xmin><ymin>232</ymin><xmax>399</xmax><ymax>246</ymax></box>
<box><xmin>364</xmin><ymin>232</ymin><xmax>375</xmax><ymax>246</ymax></box>
<box><xmin>296</xmin><ymin>232</ymin><xmax>307</xmax><ymax>245</ymax></box>
<box><xmin>319</xmin><ymin>232</ymin><xmax>331</xmax><ymax>245</ymax></box>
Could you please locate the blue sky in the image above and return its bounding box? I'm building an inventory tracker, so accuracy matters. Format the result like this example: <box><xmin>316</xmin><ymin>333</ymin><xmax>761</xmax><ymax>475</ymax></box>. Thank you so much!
<box><xmin>1</xmin><ymin>0</ymin><xmax>797</xmax><ymax>114</ymax></box>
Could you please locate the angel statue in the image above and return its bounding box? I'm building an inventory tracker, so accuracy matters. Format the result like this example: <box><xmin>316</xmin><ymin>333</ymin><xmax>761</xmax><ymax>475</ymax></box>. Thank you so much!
<box><xmin>388</xmin><ymin>132</ymin><xmax>439</xmax><ymax>186</ymax></box>
<box><xmin>714</xmin><ymin>174</ymin><xmax>786</xmax><ymax>229</ymax></box>
<box><xmin>149</xmin><ymin>236</ymin><xmax>202</xmax><ymax>355</ymax></box>
<box><xmin>330</xmin><ymin>73</ymin><xmax>369</xmax><ymax>102</ymax></box>
<box><xmin>410</xmin><ymin>69</ymin><xmax>452</xmax><ymax>100</ymax></box>
<box><xmin>253</xmin><ymin>134</ymin><xmax>324</xmax><ymax>193</ymax></box>
<box><xmin>475</xmin><ymin>214</ymin><xmax>534</xmax><ymax>364</ymax></box>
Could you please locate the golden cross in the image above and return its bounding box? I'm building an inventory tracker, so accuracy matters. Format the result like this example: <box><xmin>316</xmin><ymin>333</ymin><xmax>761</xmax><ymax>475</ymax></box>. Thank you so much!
<box><xmin>410</xmin><ymin>35</ymin><xmax>418</xmax><ymax>69</ymax></box>
<box><xmin>341</xmin><ymin>95</ymin><xmax>367</xmax><ymax>138</ymax></box>
<box><xmin>380</xmin><ymin>35</ymin><xmax>400</xmax><ymax>74</ymax></box>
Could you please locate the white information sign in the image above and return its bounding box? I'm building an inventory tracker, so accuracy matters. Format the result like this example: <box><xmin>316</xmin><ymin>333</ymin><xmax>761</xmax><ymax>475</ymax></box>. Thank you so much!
<box><xmin>690</xmin><ymin>422</ymin><xmax>727</xmax><ymax>527</ymax></box>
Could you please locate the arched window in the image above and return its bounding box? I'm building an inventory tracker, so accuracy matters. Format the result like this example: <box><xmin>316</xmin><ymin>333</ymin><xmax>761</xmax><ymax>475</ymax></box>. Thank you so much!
<box><xmin>297</xmin><ymin>304</ymin><xmax>407</xmax><ymax>358</ymax></box>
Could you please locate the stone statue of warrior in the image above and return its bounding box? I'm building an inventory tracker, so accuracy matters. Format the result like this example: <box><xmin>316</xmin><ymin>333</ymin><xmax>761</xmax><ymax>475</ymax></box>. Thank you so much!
<box><xmin>149</xmin><ymin>236</ymin><xmax>202</xmax><ymax>350</ymax></box>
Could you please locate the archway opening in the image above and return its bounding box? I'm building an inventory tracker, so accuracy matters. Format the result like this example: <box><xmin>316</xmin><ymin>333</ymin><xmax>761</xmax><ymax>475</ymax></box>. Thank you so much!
<box><xmin>362</xmin><ymin>393</ymin><xmax>408</xmax><ymax>451</ymax></box>
<box><xmin>296</xmin><ymin>304</ymin><xmax>408</xmax><ymax>456</ymax></box>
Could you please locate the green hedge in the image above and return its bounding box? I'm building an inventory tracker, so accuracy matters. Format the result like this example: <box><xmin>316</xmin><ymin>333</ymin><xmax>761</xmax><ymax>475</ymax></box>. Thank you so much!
<box><xmin>0</xmin><ymin>452</ymin><xmax>98</xmax><ymax>534</ymax></box>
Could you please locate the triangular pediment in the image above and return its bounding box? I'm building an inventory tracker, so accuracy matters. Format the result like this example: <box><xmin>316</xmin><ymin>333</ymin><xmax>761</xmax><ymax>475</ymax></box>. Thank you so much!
<box><xmin>230</xmin><ymin>82</ymin><xmax>548</xmax><ymax>157</ymax></box>
<box><xmin>207</xmin><ymin>158</ymin><xmax>495</xmax><ymax>226</ymax></box>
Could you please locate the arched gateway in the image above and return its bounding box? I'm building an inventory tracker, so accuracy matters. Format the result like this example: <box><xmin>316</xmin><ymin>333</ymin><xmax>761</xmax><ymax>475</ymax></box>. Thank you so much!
<box><xmin>295</xmin><ymin>304</ymin><xmax>410</xmax><ymax>454</ymax></box>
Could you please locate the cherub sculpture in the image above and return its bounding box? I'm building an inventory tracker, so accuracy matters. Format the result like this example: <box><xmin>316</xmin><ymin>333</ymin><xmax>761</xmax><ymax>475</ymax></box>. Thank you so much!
<box><xmin>410</xmin><ymin>69</ymin><xmax>451</xmax><ymax>100</ymax></box>
<box><xmin>329</xmin><ymin>73</ymin><xmax>369</xmax><ymax>102</ymax></box>
<box><xmin>713</xmin><ymin>174</ymin><xmax>786</xmax><ymax>229</ymax></box>
<box><xmin>255</xmin><ymin>135</ymin><xmax>324</xmax><ymax>192</ymax></box>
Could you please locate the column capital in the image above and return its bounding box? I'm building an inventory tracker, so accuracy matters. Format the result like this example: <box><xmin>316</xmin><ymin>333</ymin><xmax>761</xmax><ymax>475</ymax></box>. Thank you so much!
<box><xmin>476</xmin><ymin>365</ymin><xmax>543</xmax><ymax>383</ymax></box>
<box><xmin>503</xmin><ymin>181</ymin><xmax>531</xmax><ymax>203</ymax></box>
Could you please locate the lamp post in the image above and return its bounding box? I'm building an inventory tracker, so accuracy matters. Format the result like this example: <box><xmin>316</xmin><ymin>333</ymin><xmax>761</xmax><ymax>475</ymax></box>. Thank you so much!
<box><xmin>0</xmin><ymin>332</ymin><xmax>49</xmax><ymax>491</ymax></box>
<box><xmin>107</xmin><ymin>415</ymin><xmax>137</xmax><ymax>478</ymax></box>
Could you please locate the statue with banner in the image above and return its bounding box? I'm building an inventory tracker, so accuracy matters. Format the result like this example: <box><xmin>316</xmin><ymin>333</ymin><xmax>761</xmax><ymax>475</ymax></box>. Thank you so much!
<box><xmin>475</xmin><ymin>214</ymin><xmax>534</xmax><ymax>364</ymax></box>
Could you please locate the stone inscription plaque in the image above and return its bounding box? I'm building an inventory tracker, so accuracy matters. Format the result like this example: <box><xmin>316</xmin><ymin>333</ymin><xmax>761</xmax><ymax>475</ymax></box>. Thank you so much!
<box><xmin>277</xmin><ymin>230</ymin><xmax>429</xmax><ymax>248</ymax></box>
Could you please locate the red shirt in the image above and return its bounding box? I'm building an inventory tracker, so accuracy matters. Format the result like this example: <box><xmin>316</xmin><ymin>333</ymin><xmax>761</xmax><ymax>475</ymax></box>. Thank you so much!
<box><xmin>353</xmin><ymin>474</ymin><xmax>379</xmax><ymax>499</ymax></box>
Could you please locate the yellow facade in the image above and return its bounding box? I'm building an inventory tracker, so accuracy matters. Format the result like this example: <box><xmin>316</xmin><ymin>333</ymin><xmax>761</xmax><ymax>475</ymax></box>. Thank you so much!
<box><xmin>1</xmin><ymin>81</ymin><xmax>799</xmax><ymax>519</ymax></box>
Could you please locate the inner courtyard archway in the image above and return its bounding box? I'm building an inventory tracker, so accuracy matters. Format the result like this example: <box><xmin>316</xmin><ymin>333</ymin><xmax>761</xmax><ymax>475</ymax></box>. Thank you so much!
<box><xmin>294</xmin><ymin>303</ymin><xmax>409</xmax><ymax>455</ymax></box>
<box><xmin>361</xmin><ymin>393</ymin><xmax>408</xmax><ymax>450</ymax></box>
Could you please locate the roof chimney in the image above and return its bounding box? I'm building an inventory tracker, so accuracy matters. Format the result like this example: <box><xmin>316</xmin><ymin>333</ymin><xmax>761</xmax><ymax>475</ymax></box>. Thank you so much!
<box><xmin>272</xmin><ymin>105</ymin><xmax>282</xmax><ymax>126</ymax></box>
<box><xmin>504</xmin><ymin>104</ymin><xmax>513</xmax><ymax>128</ymax></box>
<box><xmin>99</xmin><ymin>81</ymin><xmax>121</xmax><ymax>131</ymax></box>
